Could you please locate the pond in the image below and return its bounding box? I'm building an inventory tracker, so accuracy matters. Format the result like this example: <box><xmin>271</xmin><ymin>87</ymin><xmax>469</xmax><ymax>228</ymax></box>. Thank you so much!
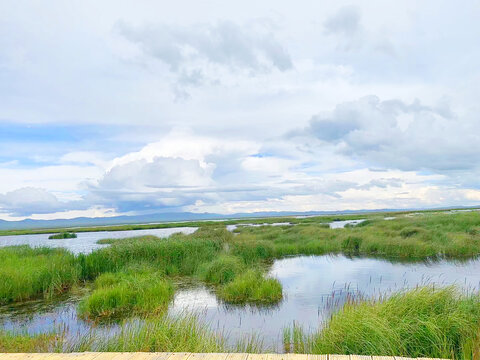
<box><xmin>0</xmin><ymin>227</ymin><xmax>198</xmax><ymax>254</ymax></box>
<box><xmin>226</xmin><ymin>219</ymin><xmax>365</xmax><ymax>232</ymax></box>
<box><xmin>2</xmin><ymin>254</ymin><xmax>480</xmax><ymax>351</ymax></box>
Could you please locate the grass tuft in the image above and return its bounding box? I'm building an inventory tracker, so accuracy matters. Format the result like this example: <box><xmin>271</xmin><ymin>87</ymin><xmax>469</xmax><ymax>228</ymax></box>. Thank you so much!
<box><xmin>78</xmin><ymin>268</ymin><xmax>174</xmax><ymax>321</ymax></box>
<box><xmin>0</xmin><ymin>246</ymin><xmax>79</xmax><ymax>304</ymax></box>
<box><xmin>198</xmin><ymin>255</ymin><xmax>245</xmax><ymax>285</ymax></box>
<box><xmin>48</xmin><ymin>232</ymin><xmax>77</xmax><ymax>239</ymax></box>
<box><xmin>219</xmin><ymin>269</ymin><xmax>283</xmax><ymax>304</ymax></box>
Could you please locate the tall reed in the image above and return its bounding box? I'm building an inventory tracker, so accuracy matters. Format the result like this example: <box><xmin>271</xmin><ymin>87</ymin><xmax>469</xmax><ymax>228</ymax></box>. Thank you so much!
<box><xmin>0</xmin><ymin>246</ymin><xmax>80</xmax><ymax>304</ymax></box>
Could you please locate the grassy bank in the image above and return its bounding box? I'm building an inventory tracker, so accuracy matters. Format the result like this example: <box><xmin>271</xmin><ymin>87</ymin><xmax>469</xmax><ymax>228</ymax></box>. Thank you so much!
<box><xmin>284</xmin><ymin>286</ymin><xmax>480</xmax><ymax>359</ymax></box>
<box><xmin>0</xmin><ymin>246</ymin><xmax>80</xmax><ymax>304</ymax></box>
<box><xmin>233</xmin><ymin>211</ymin><xmax>480</xmax><ymax>259</ymax></box>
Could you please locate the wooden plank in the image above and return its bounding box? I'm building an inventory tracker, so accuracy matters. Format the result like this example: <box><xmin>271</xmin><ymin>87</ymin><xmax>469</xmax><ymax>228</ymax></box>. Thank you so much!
<box><xmin>329</xmin><ymin>356</ymin><xmax>350</xmax><ymax>360</ymax></box>
<box><xmin>200</xmin><ymin>354</ymin><xmax>229</xmax><ymax>360</ymax></box>
<box><xmin>350</xmin><ymin>356</ymin><xmax>372</xmax><ymax>360</ymax></box>
<box><xmin>109</xmin><ymin>353</ymin><xmax>141</xmax><ymax>360</ymax></box>
<box><xmin>149</xmin><ymin>354</ymin><xmax>172</xmax><ymax>360</ymax></box>
<box><xmin>0</xmin><ymin>355</ymin><xmax>33</xmax><ymax>360</ymax></box>
<box><xmin>266</xmin><ymin>354</ymin><xmax>290</xmax><ymax>360</ymax></box>
<box><xmin>246</xmin><ymin>355</ymin><xmax>268</xmax><ymax>360</ymax></box>
<box><xmin>307</xmin><ymin>356</ymin><xmax>328</xmax><ymax>360</ymax></box>
<box><xmin>129</xmin><ymin>353</ymin><xmax>172</xmax><ymax>360</ymax></box>
<box><xmin>0</xmin><ymin>355</ymin><xmax>28</xmax><ymax>360</ymax></box>
<box><xmin>87</xmin><ymin>354</ymin><xmax>126</xmax><ymax>360</ymax></box>
<box><xmin>10</xmin><ymin>354</ymin><xmax>63</xmax><ymax>360</ymax></box>
<box><xmin>165</xmin><ymin>353</ymin><xmax>192</xmax><ymax>360</ymax></box>
<box><xmin>289</xmin><ymin>355</ymin><xmax>308</xmax><ymax>360</ymax></box>
<box><xmin>225</xmin><ymin>354</ymin><xmax>248</xmax><ymax>360</ymax></box>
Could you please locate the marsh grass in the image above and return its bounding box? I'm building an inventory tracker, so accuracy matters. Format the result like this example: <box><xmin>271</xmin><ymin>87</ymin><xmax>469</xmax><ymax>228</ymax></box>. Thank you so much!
<box><xmin>284</xmin><ymin>286</ymin><xmax>480</xmax><ymax>359</ymax></box>
<box><xmin>84</xmin><ymin>314</ymin><xmax>225</xmax><ymax>352</ymax></box>
<box><xmin>78</xmin><ymin>228</ymin><xmax>229</xmax><ymax>280</ymax></box>
<box><xmin>219</xmin><ymin>269</ymin><xmax>283</xmax><ymax>304</ymax></box>
<box><xmin>0</xmin><ymin>313</ymin><xmax>267</xmax><ymax>353</ymax></box>
<box><xmin>232</xmin><ymin>211</ymin><xmax>480</xmax><ymax>259</ymax></box>
<box><xmin>48</xmin><ymin>232</ymin><xmax>77</xmax><ymax>239</ymax></box>
<box><xmin>0</xmin><ymin>330</ymin><xmax>62</xmax><ymax>352</ymax></box>
<box><xmin>0</xmin><ymin>246</ymin><xmax>80</xmax><ymax>304</ymax></box>
<box><xmin>197</xmin><ymin>255</ymin><xmax>245</xmax><ymax>285</ymax></box>
<box><xmin>78</xmin><ymin>268</ymin><xmax>174</xmax><ymax>321</ymax></box>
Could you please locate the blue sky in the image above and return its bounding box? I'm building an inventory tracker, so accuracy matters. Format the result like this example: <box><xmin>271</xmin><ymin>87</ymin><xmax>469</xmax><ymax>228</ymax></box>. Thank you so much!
<box><xmin>1</xmin><ymin>0</ymin><xmax>480</xmax><ymax>220</ymax></box>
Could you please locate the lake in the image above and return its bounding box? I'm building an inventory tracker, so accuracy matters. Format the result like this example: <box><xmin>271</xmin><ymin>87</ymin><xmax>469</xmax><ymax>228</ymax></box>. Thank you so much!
<box><xmin>0</xmin><ymin>227</ymin><xmax>198</xmax><ymax>254</ymax></box>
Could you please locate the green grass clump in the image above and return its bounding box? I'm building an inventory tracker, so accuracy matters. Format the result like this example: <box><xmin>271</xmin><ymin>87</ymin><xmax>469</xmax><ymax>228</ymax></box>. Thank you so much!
<box><xmin>48</xmin><ymin>232</ymin><xmax>77</xmax><ymax>239</ymax></box>
<box><xmin>78</xmin><ymin>269</ymin><xmax>174</xmax><ymax>320</ymax></box>
<box><xmin>286</xmin><ymin>286</ymin><xmax>480</xmax><ymax>359</ymax></box>
<box><xmin>78</xmin><ymin>228</ymin><xmax>229</xmax><ymax>280</ymax></box>
<box><xmin>0</xmin><ymin>330</ymin><xmax>62</xmax><ymax>352</ymax></box>
<box><xmin>341</xmin><ymin>236</ymin><xmax>362</xmax><ymax>254</ymax></box>
<box><xmin>219</xmin><ymin>269</ymin><xmax>282</xmax><ymax>304</ymax></box>
<box><xmin>0</xmin><ymin>246</ymin><xmax>79</xmax><ymax>304</ymax></box>
<box><xmin>84</xmin><ymin>314</ymin><xmax>225</xmax><ymax>352</ymax></box>
<box><xmin>198</xmin><ymin>255</ymin><xmax>245</xmax><ymax>284</ymax></box>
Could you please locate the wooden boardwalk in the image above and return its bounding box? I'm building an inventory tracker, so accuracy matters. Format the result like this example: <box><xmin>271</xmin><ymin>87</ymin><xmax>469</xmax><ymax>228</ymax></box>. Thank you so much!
<box><xmin>0</xmin><ymin>353</ymin><xmax>449</xmax><ymax>360</ymax></box>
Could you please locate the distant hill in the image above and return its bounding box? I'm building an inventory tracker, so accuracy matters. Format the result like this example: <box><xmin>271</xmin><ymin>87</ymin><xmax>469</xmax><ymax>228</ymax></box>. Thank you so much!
<box><xmin>0</xmin><ymin>210</ymin><xmax>373</xmax><ymax>230</ymax></box>
<box><xmin>0</xmin><ymin>206</ymin><xmax>478</xmax><ymax>231</ymax></box>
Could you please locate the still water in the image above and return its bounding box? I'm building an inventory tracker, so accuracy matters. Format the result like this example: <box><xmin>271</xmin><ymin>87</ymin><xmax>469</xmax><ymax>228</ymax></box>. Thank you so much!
<box><xmin>0</xmin><ymin>227</ymin><xmax>198</xmax><ymax>254</ymax></box>
<box><xmin>2</xmin><ymin>254</ymin><xmax>480</xmax><ymax>350</ymax></box>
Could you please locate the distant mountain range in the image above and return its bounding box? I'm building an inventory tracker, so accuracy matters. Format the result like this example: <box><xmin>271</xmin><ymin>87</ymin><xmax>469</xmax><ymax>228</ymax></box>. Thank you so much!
<box><xmin>0</xmin><ymin>210</ymin><xmax>358</xmax><ymax>230</ymax></box>
<box><xmin>0</xmin><ymin>205</ymin><xmax>479</xmax><ymax>231</ymax></box>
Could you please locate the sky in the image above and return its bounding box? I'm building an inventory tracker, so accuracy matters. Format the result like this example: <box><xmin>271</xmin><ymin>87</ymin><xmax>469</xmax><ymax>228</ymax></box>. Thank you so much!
<box><xmin>1</xmin><ymin>0</ymin><xmax>480</xmax><ymax>221</ymax></box>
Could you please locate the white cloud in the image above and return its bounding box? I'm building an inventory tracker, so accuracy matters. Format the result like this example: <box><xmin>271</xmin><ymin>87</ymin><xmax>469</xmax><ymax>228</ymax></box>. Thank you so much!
<box><xmin>324</xmin><ymin>6</ymin><xmax>362</xmax><ymax>37</ymax></box>
<box><xmin>0</xmin><ymin>187</ymin><xmax>84</xmax><ymax>216</ymax></box>
<box><xmin>115</xmin><ymin>19</ymin><xmax>293</xmax><ymax>99</ymax></box>
<box><xmin>295</xmin><ymin>95</ymin><xmax>480</xmax><ymax>173</ymax></box>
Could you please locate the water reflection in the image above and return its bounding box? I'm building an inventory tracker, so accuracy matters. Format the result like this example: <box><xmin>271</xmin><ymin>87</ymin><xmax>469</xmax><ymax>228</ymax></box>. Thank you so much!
<box><xmin>329</xmin><ymin>219</ymin><xmax>365</xmax><ymax>229</ymax></box>
<box><xmin>2</xmin><ymin>254</ymin><xmax>480</xmax><ymax>351</ymax></box>
<box><xmin>169</xmin><ymin>254</ymin><xmax>480</xmax><ymax>349</ymax></box>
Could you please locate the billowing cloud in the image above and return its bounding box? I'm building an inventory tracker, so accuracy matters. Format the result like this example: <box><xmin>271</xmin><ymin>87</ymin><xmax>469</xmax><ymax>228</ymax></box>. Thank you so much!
<box><xmin>0</xmin><ymin>187</ymin><xmax>85</xmax><ymax>216</ymax></box>
<box><xmin>116</xmin><ymin>19</ymin><xmax>292</xmax><ymax>98</ymax></box>
<box><xmin>295</xmin><ymin>95</ymin><xmax>480</xmax><ymax>173</ymax></box>
<box><xmin>117</xmin><ymin>20</ymin><xmax>292</xmax><ymax>73</ymax></box>
<box><xmin>324</xmin><ymin>6</ymin><xmax>361</xmax><ymax>37</ymax></box>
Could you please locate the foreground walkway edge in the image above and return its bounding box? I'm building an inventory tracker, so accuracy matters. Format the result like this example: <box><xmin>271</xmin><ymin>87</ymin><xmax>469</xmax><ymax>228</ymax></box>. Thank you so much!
<box><xmin>0</xmin><ymin>353</ymin><xmax>449</xmax><ymax>360</ymax></box>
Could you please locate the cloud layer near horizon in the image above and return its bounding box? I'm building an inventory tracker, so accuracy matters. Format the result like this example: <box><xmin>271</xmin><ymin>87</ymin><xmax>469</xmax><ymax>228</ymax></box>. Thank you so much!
<box><xmin>1</xmin><ymin>1</ymin><xmax>480</xmax><ymax>220</ymax></box>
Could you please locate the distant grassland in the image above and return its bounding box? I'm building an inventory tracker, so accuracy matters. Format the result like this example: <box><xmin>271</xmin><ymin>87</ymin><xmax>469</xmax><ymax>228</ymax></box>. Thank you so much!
<box><xmin>0</xmin><ymin>210</ymin><xmax>412</xmax><ymax>236</ymax></box>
